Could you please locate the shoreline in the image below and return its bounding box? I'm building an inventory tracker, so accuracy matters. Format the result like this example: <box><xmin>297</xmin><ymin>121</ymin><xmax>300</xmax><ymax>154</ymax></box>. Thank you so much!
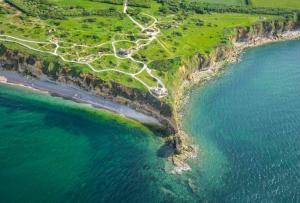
<box><xmin>1</xmin><ymin>29</ymin><xmax>299</xmax><ymax>175</ymax></box>
<box><xmin>0</xmin><ymin>70</ymin><xmax>162</xmax><ymax>127</ymax></box>
<box><xmin>172</xmin><ymin>29</ymin><xmax>300</xmax><ymax>174</ymax></box>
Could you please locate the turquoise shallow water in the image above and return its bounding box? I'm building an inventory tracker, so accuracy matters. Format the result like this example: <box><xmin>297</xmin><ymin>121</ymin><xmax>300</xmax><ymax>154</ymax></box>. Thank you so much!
<box><xmin>184</xmin><ymin>40</ymin><xmax>300</xmax><ymax>202</ymax></box>
<box><xmin>0</xmin><ymin>85</ymin><xmax>193</xmax><ymax>203</ymax></box>
<box><xmin>1</xmin><ymin>39</ymin><xmax>300</xmax><ymax>203</ymax></box>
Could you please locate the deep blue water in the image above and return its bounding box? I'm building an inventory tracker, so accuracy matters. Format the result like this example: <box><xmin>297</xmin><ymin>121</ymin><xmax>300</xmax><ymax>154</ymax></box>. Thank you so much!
<box><xmin>184</xmin><ymin>39</ymin><xmax>300</xmax><ymax>202</ymax></box>
<box><xmin>0</xmin><ymin>39</ymin><xmax>300</xmax><ymax>203</ymax></box>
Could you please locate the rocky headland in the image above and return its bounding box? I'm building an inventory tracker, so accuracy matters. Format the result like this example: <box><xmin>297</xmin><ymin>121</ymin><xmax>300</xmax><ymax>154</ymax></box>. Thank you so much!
<box><xmin>171</xmin><ymin>18</ymin><xmax>300</xmax><ymax>173</ymax></box>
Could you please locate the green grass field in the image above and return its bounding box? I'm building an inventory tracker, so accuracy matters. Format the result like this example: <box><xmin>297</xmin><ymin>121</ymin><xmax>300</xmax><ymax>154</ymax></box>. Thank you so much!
<box><xmin>158</xmin><ymin>13</ymin><xmax>272</xmax><ymax>57</ymax></box>
<box><xmin>252</xmin><ymin>0</ymin><xmax>300</xmax><ymax>9</ymax></box>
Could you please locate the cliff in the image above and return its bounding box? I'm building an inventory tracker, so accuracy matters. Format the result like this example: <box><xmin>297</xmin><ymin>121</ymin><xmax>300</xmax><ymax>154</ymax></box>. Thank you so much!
<box><xmin>183</xmin><ymin>19</ymin><xmax>298</xmax><ymax>74</ymax></box>
<box><xmin>170</xmin><ymin>18</ymin><xmax>300</xmax><ymax>173</ymax></box>
<box><xmin>0</xmin><ymin>46</ymin><xmax>176</xmax><ymax>135</ymax></box>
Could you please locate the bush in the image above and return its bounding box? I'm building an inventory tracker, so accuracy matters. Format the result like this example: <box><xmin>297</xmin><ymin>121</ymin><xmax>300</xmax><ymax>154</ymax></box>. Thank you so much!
<box><xmin>149</xmin><ymin>57</ymin><xmax>181</xmax><ymax>71</ymax></box>
<box><xmin>4</xmin><ymin>0</ymin><xmax>121</xmax><ymax>19</ymax></box>
<box><xmin>195</xmin><ymin>19</ymin><xmax>204</xmax><ymax>26</ymax></box>
<box><xmin>91</xmin><ymin>0</ymin><xmax>151</xmax><ymax>8</ymax></box>
<box><xmin>0</xmin><ymin>44</ymin><xmax>7</xmax><ymax>56</ymax></box>
<box><xmin>82</xmin><ymin>18</ymin><xmax>97</xmax><ymax>23</ymax></box>
<box><xmin>172</xmin><ymin>31</ymin><xmax>182</xmax><ymax>36</ymax></box>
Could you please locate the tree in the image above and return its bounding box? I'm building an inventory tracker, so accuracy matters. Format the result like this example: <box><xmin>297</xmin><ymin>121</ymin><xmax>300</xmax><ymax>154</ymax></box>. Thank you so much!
<box><xmin>115</xmin><ymin>26</ymin><xmax>123</xmax><ymax>32</ymax></box>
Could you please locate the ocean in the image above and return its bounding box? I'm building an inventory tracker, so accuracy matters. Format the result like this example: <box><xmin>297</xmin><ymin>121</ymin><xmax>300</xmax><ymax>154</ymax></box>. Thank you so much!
<box><xmin>184</xmin><ymin>39</ymin><xmax>300</xmax><ymax>202</ymax></box>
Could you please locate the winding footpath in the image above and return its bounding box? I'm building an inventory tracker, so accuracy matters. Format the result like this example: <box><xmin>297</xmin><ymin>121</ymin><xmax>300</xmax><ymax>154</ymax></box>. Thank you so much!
<box><xmin>0</xmin><ymin>0</ymin><xmax>168</xmax><ymax>98</ymax></box>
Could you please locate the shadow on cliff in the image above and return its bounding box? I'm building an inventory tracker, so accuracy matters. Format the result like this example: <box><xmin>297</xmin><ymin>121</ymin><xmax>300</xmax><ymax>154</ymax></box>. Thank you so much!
<box><xmin>156</xmin><ymin>142</ymin><xmax>175</xmax><ymax>158</ymax></box>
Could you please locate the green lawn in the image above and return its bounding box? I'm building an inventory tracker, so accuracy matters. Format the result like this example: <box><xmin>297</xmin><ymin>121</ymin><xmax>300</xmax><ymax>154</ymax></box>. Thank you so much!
<box><xmin>252</xmin><ymin>0</ymin><xmax>300</xmax><ymax>9</ymax></box>
<box><xmin>158</xmin><ymin>13</ymin><xmax>274</xmax><ymax>57</ymax></box>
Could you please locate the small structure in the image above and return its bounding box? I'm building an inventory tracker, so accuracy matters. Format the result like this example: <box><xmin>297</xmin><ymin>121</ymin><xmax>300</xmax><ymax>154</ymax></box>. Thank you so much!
<box><xmin>117</xmin><ymin>48</ymin><xmax>130</xmax><ymax>56</ymax></box>
<box><xmin>151</xmin><ymin>87</ymin><xmax>168</xmax><ymax>97</ymax></box>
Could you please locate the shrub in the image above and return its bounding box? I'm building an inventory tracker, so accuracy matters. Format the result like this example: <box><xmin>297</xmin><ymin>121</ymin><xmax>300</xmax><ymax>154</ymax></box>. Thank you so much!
<box><xmin>0</xmin><ymin>44</ymin><xmax>7</xmax><ymax>56</ymax></box>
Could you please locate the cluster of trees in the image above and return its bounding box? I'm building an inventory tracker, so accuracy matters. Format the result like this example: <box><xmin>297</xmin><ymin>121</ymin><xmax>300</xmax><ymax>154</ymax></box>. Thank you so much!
<box><xmin>91</xmin><ymin>0</ymin><xmax>151</xmax><ymax>8</ymax></box>
<box><xmin>5</xmin><ymin>0</ymin><xmax>66</xmax><ymax>19</ymax></box>
<box><xmin>5</xmin><ymin>0</ymin><xmax>121</xmax><ymax>19</ymax></box>
<box><xmin>64</xmin><ymin>7</ymin><xmax>120</xmax><ymax>17</ymax></box>
<box><xmin>156</xmin><ymin>0</ymin><xmax>299</xmax><ymax>19</ymax></box>
<box><xmin>149</xmin><ymin>57</ymin><xmax>181</xmax><ymax>72</ymax></box>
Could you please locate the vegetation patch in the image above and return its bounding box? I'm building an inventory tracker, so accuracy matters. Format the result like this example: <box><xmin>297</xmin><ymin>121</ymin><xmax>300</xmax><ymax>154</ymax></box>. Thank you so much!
<box><xmin>92</xmin><ymin>0</ymin><xmax>151</xmax><ymax>8</ymax></box>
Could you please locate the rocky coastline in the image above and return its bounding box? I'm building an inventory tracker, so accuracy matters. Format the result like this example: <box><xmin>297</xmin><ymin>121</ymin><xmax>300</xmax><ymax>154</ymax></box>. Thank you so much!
<box><xmin>0</xmin><ymin>46</ymin><xmax>177</xmax><ymax>135</ymax></box>
<box><xmin>1</xmin><ymin>18</ymin><xmax>300</xmax><ymax>174</ymax></box>
<box><xmin>172</xmin><ymin>21</ymin><xmax>300</xmax><ymax>174</ymax></box>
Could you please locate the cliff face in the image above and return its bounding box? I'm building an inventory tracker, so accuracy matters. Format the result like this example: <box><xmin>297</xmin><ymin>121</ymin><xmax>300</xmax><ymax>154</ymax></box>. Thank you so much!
<box><xmin>0</xmin><ymin>47</ymin><xmax>176</xmax><ymax>135</ymax></box>
<box><xmin>234</xmin><ymin>19</ymin><xmax>297</xmax><ymax>42</ymax></box>
<box><xmin>172</xmin><ymin>18</ymin><xmax>299</xmax><ymax>157</ymax></box>
<box><xmin>183</xmin><ymin>19</ymin><xmax>298</xmax><ymax>75</ymax></box>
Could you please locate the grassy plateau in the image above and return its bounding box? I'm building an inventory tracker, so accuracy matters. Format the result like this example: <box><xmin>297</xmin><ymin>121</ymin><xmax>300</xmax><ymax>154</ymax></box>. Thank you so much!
<box><xmin>0</xmin><ymin>0</ymin><xmax>299</xmax><ymax>102</ymax></box>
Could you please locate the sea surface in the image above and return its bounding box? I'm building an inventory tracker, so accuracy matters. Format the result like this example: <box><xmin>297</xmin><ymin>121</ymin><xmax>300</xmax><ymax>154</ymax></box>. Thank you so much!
<box><xmin>0</xmin><ymin>84</ymin><xmax>191</xmax><ymax>203</ymax></box>
<box><xmin>0</xmin><ymin>39</ymin><xmax>300</xmax><ymax>203</ymax></box>
<box><xmin>184</xmin><ymin>39</ymin><xmax>300</xmax><ymax>202</ymax></box>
